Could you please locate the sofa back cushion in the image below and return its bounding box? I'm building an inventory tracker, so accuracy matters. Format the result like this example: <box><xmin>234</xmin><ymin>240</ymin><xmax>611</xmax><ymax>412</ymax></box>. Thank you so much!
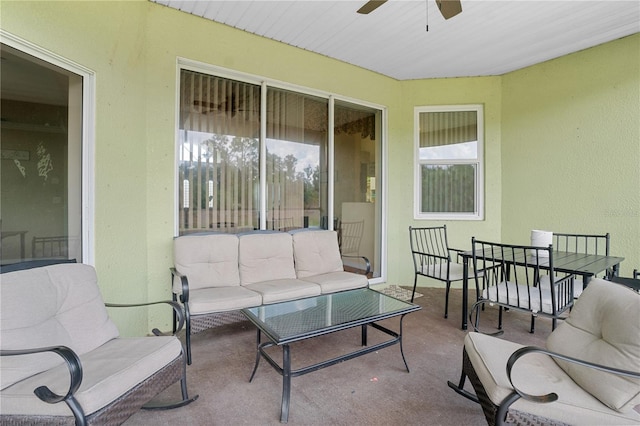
<box><xmin>239</xmin><ymin>232</ymin><xmax>296</xmax><ymax>285</ymax></box>
<box><xmin>546</xmin><ymin>278</ymin><xmax>640</xmax><ymax>412</ymax></box>
<box><xmin>0</xmin><ymin>263</ymin><xmax>119</xmax><ymax>390</ymax></box>
<box><xmin>174</xmin><ymin>233</ymin><xmax>240</xmax><ymax>291</ymax></box>
<box><xmin>291</xmin><ymin>230</ymin><xmax>343</xmax><ymax>278</ymax></box>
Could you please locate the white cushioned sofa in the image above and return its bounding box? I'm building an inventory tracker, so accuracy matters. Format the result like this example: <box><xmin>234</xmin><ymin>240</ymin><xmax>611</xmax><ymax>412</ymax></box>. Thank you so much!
<box><xmin>448</xmin><ymin>278</ymin><xmax>640</xmax><ymax>425</ymax></box>
<box><xmin>171</xmin><ymin>229</ymin><xmax>370</xmax><ymax>364</ymax></box>
<box><xmin>0</xmin><ymin>262</ymin><xmax>197</xmax><ymax>426</ymax></box>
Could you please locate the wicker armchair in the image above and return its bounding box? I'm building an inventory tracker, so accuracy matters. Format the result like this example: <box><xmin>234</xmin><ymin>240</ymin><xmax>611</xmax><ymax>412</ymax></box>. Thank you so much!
<box><xmin>1</xmin><ymin>263</ymin><xmax>198</xmax><ymax>425</ymax></box>
<box><xmin>448</xmin><ymin>278</ymin><xmax>640</xmax><ymax>425</ymax></box>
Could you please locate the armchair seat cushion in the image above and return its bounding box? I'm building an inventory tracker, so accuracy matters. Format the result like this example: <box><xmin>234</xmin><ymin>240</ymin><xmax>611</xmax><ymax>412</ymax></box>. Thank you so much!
<box><xmin>465</xmin><ymin>332</ymin><xmax>640</xmax><ymax>425</ymax></box>
<box><xmin>1</xmin><ymin>264</ymin><xmax>119</xmax><ymax>390</ymax></box>
<box><xmin>245</xmin><ymin>278</ymin><xmax>321</xmax><ymax>304</ymax></box>
<box><xmin>1</xmin><ymin>336</ymin><xmax>182</xmax><ymax>417</ymax></box>
<box><xmin>300</xmin><ymin>271</ymin><xmax>368</xmax><ymax>294</ymax></box>
<box><xmin>188</xmin><ymin>286</ymin><xmax>262</xmax><ymax>314</ymax></box>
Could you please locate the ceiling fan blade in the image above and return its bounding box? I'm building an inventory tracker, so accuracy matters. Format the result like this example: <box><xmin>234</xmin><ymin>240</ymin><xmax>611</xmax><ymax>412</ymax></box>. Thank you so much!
<box><xmin>436</xmin><ymin>0</ymin><xmax>462</xmax><ymax>20</ymax></box>
<box><xmin>357</xmin><ymin>0</ymin><xmax>388</xmax><ymax>15</ymax></box>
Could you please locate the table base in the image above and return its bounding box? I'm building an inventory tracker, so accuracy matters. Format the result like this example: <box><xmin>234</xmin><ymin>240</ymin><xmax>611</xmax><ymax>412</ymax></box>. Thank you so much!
<box><xmin>248</xmin><ymin>315</ymin><xmax>410</xmax><ymax>423</ymax></box>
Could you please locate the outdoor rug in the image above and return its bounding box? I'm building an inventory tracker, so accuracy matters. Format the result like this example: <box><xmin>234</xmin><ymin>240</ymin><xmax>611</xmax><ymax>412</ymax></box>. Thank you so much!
<box><xmin>377</xmin><ymin>284</ymin><xmax>422</xmax><ymax>301</ymax></box>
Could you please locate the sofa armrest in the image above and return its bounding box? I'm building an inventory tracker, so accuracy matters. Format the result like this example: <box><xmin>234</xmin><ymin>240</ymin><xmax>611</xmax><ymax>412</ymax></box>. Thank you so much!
<box><xmin>1</xmin><ymin>346</ymin><xmax>85</xmax><ymax>422</ymax></box>
<box><xmin>105</xmin><ymin>300</ymin><xmax>185</xmax><ymax>335</ymax></box>
<box><xmin>341</xmin><ymin>254</ymin><xmax>371</xmax><ymax>275</ymax></box>
<box><xmin>506</xmin><ymin>345</ymin><xmax>640</xmax><ymax>405</ymax></box>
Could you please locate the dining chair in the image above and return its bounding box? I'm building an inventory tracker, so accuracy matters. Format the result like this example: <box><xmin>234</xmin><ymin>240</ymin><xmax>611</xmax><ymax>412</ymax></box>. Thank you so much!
<box><xmin>409</xmin><ymin>225</ymin><xmax>474</xmax><ymax>318</ymax></box>
<box><xmin>470</xmin><ymin>237</ymin><xmax>575</xmax><ymax>334</ymax></box>
<box><xmin>553</xmin><ymin>232</ymin><xmax>610</xmax><ymax>297</ymax></box>
<box><xmin>31</xmin><ymin>235</ymin><xmax>69</xmax><ymax>259</ymax></box>
<box><xmin>339</xmin><ymin>220</ymin><xmax>365</xmax><ymax>257</ymax></box>
<box><xmin>609</xmin><ymin>269</ymin><xmax>640</xmax><ymax>293</ymax></box>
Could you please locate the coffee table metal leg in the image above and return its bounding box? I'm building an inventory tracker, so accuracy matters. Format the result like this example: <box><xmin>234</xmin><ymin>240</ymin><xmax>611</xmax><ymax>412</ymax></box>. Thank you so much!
<box><xmin>398</xmin><ymin>314</ymin><xmax>410</xmax><ymax>373</ymax></box>
<box><xmin>361</xmin><ymin>324</ymin><xmax>367</xmax><ymax>346</ymax></box>
<box><xmin>249</xmin><ymin>329</ymin><xmax>261</xmax><ymax>382</ymax></box>
<box><xmin>281</xmin><ymin>344</ymin><xmax>291</xmax><ymax>423</ymax></box>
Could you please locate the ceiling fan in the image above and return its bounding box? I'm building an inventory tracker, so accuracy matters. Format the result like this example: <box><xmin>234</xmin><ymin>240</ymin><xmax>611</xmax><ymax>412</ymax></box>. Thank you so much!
<box><xmin>357</xmin><ymin>0</ymin><xmax>462</xmax><ymax>20</ymax></box>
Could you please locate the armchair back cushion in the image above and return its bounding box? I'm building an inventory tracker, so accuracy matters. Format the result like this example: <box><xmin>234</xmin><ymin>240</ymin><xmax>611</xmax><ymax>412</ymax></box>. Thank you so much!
<box><xmin>546</xmin><ymin>278</ymin><xmax>640</xmax><ymax>412</ymax></box>
<box><xmin>173</xmin><ymin>233</ymin><xmax>240</xmax><ymax>291</ymax></box>
<box><xmin>291</xmin><ymin>230</ymin><xmax>343</xmax><ymax>278</ymax></box>
<box><xmin>239</xmin><ymin>232</ymin><xmax>297</xmax><ymax>285</ymax></box>
<box><xmin>1</xmin><ymin>264</ymin><xmax>119</xmax><ymax>390</ymax></box>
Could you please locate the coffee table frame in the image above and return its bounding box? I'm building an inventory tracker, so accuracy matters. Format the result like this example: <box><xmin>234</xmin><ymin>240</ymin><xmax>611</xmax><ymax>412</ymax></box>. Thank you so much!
<box><xmin>242</xmin><ymin>288</ymin><xmax>421</xmax><ymax>423</ymax></box>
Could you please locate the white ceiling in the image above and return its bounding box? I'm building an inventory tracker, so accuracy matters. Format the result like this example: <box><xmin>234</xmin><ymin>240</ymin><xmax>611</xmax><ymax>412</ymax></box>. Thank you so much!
<box><xmin>151</xmin><ymin>0</ymin><xmax>639</xmax><ymax>80</ymax></box>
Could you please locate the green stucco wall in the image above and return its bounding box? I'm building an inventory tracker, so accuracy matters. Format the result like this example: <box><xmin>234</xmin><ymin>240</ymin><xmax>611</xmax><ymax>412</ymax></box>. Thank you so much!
<box><xmin>2</xmin><ymin>1</ymin><xmax>638</xmax><ymax>335</ymax></box>
<box><xmin>501</xmin><ymin>34</ymin><xmax>639</xmax><ymax>275</ymax></box>
<box><xmin>394</xmin><ymin>77</ymin><xmax>503</xmax><ymax>287</ymax></box>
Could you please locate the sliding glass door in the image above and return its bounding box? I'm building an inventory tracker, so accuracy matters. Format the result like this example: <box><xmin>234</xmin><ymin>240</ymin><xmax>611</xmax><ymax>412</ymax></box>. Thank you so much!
<box><xmin>178</xmin><ymin>71</ymin><xmax>260</xmax><ymax>233</ymax></box>
<box><xmin>334</xmin><ymin>101</ymin><xmax>381</xmax><ymax>277</ymax></box>
<box><xmin>266</xmin><ymin>88</ymin><xmax>328</xmax><ymax>230</ymax></box>
<box><xmin>177</xmin><ymin>65</ymin><xmax>383</xmax><ymax>278</ymax></box>
<box><xmin>1</xmin><ymin>42</ymin><xmax>84</xmax><ymax>264</ymax></box>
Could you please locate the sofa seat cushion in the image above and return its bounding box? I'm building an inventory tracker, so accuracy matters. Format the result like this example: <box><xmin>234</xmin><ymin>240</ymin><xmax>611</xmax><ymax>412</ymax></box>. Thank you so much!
<box><xmin>173</xmin><ymin>233</ymin><xmax>240</xmax><ymax>292</ymax></box>
<box><xmin>245</xmin><ymin>279</ymin><xmax>321</xmax><ymax>304</ymax></box>
<box><xmin>546</xmin><ymin>279</ymin><xmax>640</xmax><ymax>412</ymax></box>
<box><xmin>300</xmin><ymin>271</ymin><xmax>368</xmax><ymax>294</ymax></box>
<box><xmin>1</xmin><ymin>264</ymin><xmax>119</xmax><ymax>390</ymax></box>
<box><xmin>465</xmin><ymin>332</ymin><xmax>640</xmax><ymax>425</ymax></box>
<box><xmin>188</xmin><ymin>286</ymin><xmax>262</xmax><ymax>314</ymax></box>
<box><xmin>1</xmin><ymin>336</ymin><xmax>182</xmax><ymax>417</ymax></box>
<box><xmin>239</xmin><ymin>232</ymin><xmax>297</xmax><ymax>286</ymax></box>
<box><xmin>291</xmin><ymin>230</ymin><xmax>344</xmax><ymax>278</ymax></box>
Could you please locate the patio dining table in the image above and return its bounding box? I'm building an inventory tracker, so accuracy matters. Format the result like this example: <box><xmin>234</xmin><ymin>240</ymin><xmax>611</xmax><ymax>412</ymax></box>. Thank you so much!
<box><xmin>458</xmin><ymin>249</ymin><xmax>625</xmax><ymax>330</ymax></box>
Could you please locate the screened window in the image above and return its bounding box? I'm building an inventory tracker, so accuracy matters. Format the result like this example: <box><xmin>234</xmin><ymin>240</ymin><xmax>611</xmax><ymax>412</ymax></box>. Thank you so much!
<box><xmin>414</xmin><ymin>105</ymin><xmax>483</xmax><ymax>220</ymax></box>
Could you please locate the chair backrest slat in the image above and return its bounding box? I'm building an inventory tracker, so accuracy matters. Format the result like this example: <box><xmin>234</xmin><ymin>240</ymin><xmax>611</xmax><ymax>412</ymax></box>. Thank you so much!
<box><xmin>553</xmin><ymin>232</ymin><xmax>609</xmax><ymax>256</ymax></box>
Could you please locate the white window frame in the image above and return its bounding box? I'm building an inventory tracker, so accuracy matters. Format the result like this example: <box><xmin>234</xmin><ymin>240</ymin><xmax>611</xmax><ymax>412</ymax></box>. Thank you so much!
<box><xmin>1</xmin><ymin>30</ymin><xmax>96</xmax><ymax>264</ymax></box>
<box><xmin>413</xmin><ymin>104</ymin><xmax>484</xmax><ymax>221</ymax></box>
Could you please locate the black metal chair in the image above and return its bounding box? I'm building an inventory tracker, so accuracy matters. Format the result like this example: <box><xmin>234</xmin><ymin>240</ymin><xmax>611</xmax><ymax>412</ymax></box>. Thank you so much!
<box><xmin>409</xmin><ymin>225</ymin><xmax>473</xmax><ymax>318</ymax></box>
<box><xmin>609</xmin><ymin>268</ymin><xmax>640</xmax><ymax>293</ymax></box>
<box><xmin>32</xmin><ymin>235</ymin><xmax>69</xmax><ymax>259</ymax></box>
<box><xmin>470</xmin><ymin>238</ymin><xmax>574</xmax><ymax>334</ymax></box>
<box><xmin>339</xmin><ymin>220</ymin><xmax>365</xmax><ymax>257</ymax></box>
<box><xmin>553</xmin><ymin>232</ymin><xmax>610</xmax><ymax>296</ymax></box>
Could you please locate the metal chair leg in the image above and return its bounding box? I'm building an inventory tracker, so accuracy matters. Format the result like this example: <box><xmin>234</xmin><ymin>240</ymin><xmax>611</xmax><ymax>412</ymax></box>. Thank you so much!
<box><xmin>447</xmin><ymin>369</ymin><xmax>479</xmax><ymax>403</ymax></box>
<box><xmin>411</xmin><ymin>274</ymin><xmax>419</xmax><ymax>302</ymax></box>
<box><xmin>444</xmin><ymin>281</ymin><xmax>451</xmax><ymax>318</ymax></box>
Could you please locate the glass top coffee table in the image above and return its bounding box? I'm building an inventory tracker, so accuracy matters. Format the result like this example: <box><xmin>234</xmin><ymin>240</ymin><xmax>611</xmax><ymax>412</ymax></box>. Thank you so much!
<box><xmin>242</xmin><ymin>287</ymin><xmax>421</xmax><ymax>423</ymax></box>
